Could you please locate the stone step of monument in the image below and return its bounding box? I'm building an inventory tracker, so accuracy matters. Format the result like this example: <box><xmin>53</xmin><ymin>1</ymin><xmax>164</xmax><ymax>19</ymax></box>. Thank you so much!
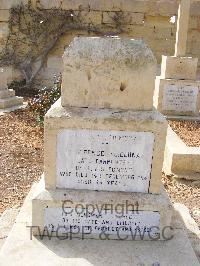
<box><xmin>0</xmin><ymin>208</ymin><xmax>19</xmax><ymax>250</ymax></box>
<box><xmin>32</xmin><ymin>178</ymin><xmax>173</xmax><ymax>241</ymax></box>
<box><xmin>164</xmin><ymin>126</ymin><xmax>200</xmax><ymax>180</ymax></box>
<box><xmin>0</xmin><ymin>181</ymin><xmax>199</xmax><ymax>266</ymax></box>
<box><xmin>0</xmin><ymin>96</ymin><xmax>23</xmax><ymax>109</ymax></box>
<box><xmin>0</xmin><ymin>89</ymin><xmax>15</xmax><ymax>99</ymax></box>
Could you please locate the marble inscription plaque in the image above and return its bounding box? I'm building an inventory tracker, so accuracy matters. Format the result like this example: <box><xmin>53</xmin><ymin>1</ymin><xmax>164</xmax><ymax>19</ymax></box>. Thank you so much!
<box><xmin>163</xmin><ymin>84</ymin><xmax>198</xmax><ymax>112</ymax></box>
<box><xmin>44</xmin><ymin>207</ymin><xmax>160</xmax><ymax>238</ymax></box>
<box><xmin>56</xmin><ymin>130</ymin><xmax>154</xmax><ymax>193</ymax></box>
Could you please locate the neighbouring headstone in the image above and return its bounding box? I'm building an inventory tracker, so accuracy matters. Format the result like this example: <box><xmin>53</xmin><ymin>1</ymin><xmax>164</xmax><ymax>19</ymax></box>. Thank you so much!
<box><xmin>32</xmin><ymin>37</ymin><xmax>172</xmax><ymax>240</ymax></box>
<box><xmin>154</xmin><ymin>0</ymin><xmax>200</xmax><ymax>117</ymax></box>
<box><xmin>0</xmin><ymin>67</ymin><xmax>23</xmax><ymax>109</ymax></box>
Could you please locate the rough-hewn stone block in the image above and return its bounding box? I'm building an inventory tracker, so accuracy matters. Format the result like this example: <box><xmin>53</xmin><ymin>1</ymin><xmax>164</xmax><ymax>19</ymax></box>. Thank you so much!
<box><xmin>62</xmin><ymin>37</ymin><xmax>157</xmax><ymax>110</ymax></box>
<box><xmin>75</xmin><ymin>11</ymin><xmax>102</xmax><ymax>25</ymax></box>
<box><xmin>0</xmin><ymin>10</ymin><xmax>10</xmax><ymax>22</ymax></box>
<box><xmin>0</xmin><ymin>0</ymin><xmax>28</xmax><ymax>9</ymax></box>
<box><xmin>161</xmin><ymin>55</ymin><xmax>198</xmax><ymax>80</ymax></box>
<box><xmin>145</xmin><ymin>15</ymin><xmax>174</xmax><ymax>28</ymax></box>
<box><xmin>39</xmin><ymin>0</ymin><xmax>62</xmax><ymax>9</ymax></box>
<box><xmin>103</xmin><ymin>12</ymin><xmax>144</xmax><ymax>25</ymax></box>
<box><xmin>0</xmin><ymin>23</ymin><xmax>9</xmax><ymax>38</ymax></box>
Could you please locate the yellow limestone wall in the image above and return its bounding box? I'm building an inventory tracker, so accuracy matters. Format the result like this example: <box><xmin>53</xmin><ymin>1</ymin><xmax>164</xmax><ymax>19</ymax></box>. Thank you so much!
<box><xmin>1</xmin><ymin>0</ymin><xmax>200</xmax><ymax>82</ymax></box>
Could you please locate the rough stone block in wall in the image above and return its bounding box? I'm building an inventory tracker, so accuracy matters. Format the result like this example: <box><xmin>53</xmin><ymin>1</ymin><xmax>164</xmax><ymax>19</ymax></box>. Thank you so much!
<box><xmin>156</xmin><ymin>1</ymin><xmax>178</xmax><ymax>16</ymax></box>
<box><xmin>102</xmin><ymin>12</ymin><xmax>144</xmax><ymax>25</ymax></box>
<box><xmin>46</xmin><ymin>0</ymin><xmax>158</xmax><ymax>13</ymax></box>
<box><xmin>190</xmin><ymin>2</ymin><xmax>200</xmax><ymax>16</ymax></box>
<box><xmin>189</xmin><ymin>16</ymin><xmax>200</xmax><ymax>30</ymax></box>
<box><xmin>74</xmin><ymin>11</ymin><xmax>102</xmax><ymax>25</ymax></box>
<box><xmin>189</xmin><ymin>29</ymin><xmax>200</xmax><ymax>40</ymax></box>
<box><xmin>0</xmin><ymin>10</ymin><xmax>10</xmax><ymax>22</ymax></box>
<box><xmin>61</xmin><ymin>0</ymin><xmax>89</xmax><ymax>10</ymax></box>
<box><xmin>144</xmin><ymin>15</ymin><xmax>173</xmax><ymax>28</ymax></box>
<box><xmin>0</xmin><ymin>23</ymin><xmax>9</xmax><ymax>39</ymax></box>
<box><xmin>188</xmin><ymin>40</ymin><xmax>200</xmax><ymax>58</ymax></box>
<box><xmin>39</xmin><ymin>0</ymin><xmax>62</xmax><ymax>9</ymax></box>
<box><xmin>0</xmin><ymin>0</ymin><xmax>28</xmax><ymax>9</ymax></box>
<box><xmin>47</xmin><ymin>56</ymin><xmax>63</xmax><ymax>70</ymax></box>
<box><xmin>125</xmin><ymin>24</ymin><xmax>176</xmax><ymax>40</ymax></box>
<box><xmin>90</xmin><ymin>0</ymin><xmax>157</xmax><ymax>13</ymax></box>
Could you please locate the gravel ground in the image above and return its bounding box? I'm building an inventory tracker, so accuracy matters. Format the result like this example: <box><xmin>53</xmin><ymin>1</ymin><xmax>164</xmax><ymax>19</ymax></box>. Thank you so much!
<box><xmin>168</xmin><ymin>120</ymin><xmax>200</xmax><ymax>147</ymax></box>
<box><xmin>0</xmin><ymin>109</ymin><xmax>199</xmax><ymax>228</ymax></box>
<box><xmin>0</xmin><ymin>109</ymin><xmax>43</xmax><ymax>213</ymax></box>
<box><xmin>163</xmin><ymin>174</ymin><xmax>200</xmax><ymax>227</ymax></box>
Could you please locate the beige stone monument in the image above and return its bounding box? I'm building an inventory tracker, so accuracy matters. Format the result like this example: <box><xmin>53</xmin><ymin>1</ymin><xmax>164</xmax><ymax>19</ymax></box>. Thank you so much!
<box><xmin>32</xmin><ymin>37</ymin><xmax>172</xmax><ymax>240</ymax></box>
<box><xmin>154</xmin><ymin>0</ymin><xmax>200</xmax><ymax>117</ymax></box>
<box><xmin>0</xmin><ymin>67</ymin><xmax>23</xmax><ymax>109</ymax></box>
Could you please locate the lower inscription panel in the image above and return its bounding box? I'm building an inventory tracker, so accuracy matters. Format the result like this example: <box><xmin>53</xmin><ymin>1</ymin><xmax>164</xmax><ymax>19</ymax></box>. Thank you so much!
<box><xmin>162</xmin><ymin>84</ymin><xmax>198</xmax><ymax>113</ymax></box>
<box><xmin>44</xmin><ymin>207</ymin><xmax>160</xmax><ymax>239</ymax></box>
<box><xmin>56</xmin><ymin>130</ymin><xmax>155</xmax><ymax>193</ymax></box>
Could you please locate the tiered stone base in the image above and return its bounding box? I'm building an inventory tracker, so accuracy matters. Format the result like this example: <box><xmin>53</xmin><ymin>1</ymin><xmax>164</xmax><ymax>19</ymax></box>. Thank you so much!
<box><xmin>32</xmin><ymin>178</ymin><xmax>172</xmax><ymax>241</ymax></box>
<box><xmin>154</xmin><ymin>55</ymin><xmax>200</xmax><ymax>117</ymax></box>
<box><xmin>0</xmin><ymin>180</ymin><xmax>199</xmax><ymax>265</ymax></box>
<box><xmin>0</xmin><ymin>88</ymin><xmax>23</xmax><ymax>109</ymax></box>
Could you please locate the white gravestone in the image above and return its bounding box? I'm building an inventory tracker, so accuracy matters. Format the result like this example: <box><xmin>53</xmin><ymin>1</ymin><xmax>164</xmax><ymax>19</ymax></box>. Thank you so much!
<box><xmin>56</xmin><ymin>130</ymin><xmax>155</xmax><ymax>193</ymax></box>
<box><xmin>162</xmin><ymin>84</ymin><xmax>198</xmax><ymax>113</ymax></box>
<box><xmin>44</xmin><ymin>207</ymin><xmax>160</xmax><ymax>238</ymax></box>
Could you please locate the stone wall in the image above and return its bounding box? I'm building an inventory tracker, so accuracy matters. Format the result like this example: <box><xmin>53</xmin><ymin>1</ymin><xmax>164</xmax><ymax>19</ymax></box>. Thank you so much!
<box><xmin>1</xmin><ymin>0</ymin><xmax>200</xmax><ymax>83</ymax></box>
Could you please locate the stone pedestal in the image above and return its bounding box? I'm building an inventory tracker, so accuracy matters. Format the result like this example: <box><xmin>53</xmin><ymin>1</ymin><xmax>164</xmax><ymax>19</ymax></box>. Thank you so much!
<box><xmin>154</xmin><ymin>56</ymin><xmax>200</xmax><ymax>116</ymax></box>
<box><xmin>32</xmin><ymin>37</ymin><xmax>172</xmax><ymax>240</ymax></box>
<box><xmin>154</xmin><ymin>0</ymin><xmax>200</xmax><ymax>117</ymax></box>
<box><xmin>0</xmin><ymin>68</ymin><xmax>23</xmax><ymax>109</ymax></box>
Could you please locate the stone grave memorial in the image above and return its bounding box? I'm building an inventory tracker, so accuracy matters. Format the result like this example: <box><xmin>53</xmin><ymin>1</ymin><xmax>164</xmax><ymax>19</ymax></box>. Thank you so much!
<box><xmin>0</xmin><ymin>67</ymin><xmax>23</xmax><ymax>109</ymax></box>
<box><xmin>154</xmin><ymin>0</ymin><xmax>200</xmax><ymax>117</ymax></box>
<box><xmin>32</xmin><ymin>37</ymin><xmax>173</xmax><ymax>240</ymax></box>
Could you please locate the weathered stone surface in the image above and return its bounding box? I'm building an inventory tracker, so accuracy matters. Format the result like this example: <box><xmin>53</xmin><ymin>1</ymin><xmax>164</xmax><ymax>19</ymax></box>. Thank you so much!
<box><xmin>102</xmin><ymin>12</ymin><xmax>144</xmax><ymax>25</ymax></box>
<box><xmin>163</xmin><ymin>126</ymin><xmax>200</xmax><ymax>180</ymax></box>
<box><xmin>47</xmin><ymin>56</ymin><xmax>63</xmax><ymax>70</ymax></box>
<box><xmin>62</xmin><ymin>37</ymin><xmax>157</xmax><ymax>110</ymax></box>
<box><xmin>0</xmin><ymin>67</ymin><xmax>23</xmax><ymax>109</ymax></box>
<box><xmin>33</xmin><ymin>36</ymin><xmax>169</xmax><ymax>244</ymax></box>
<box><xmin>174</xmin><ymin>203</ymin><xmax>200</xmax><ymax>261</ymax></box>
<box><xmin>154</xmin><ymin>77</ymin><xmax>200</xmax><ymax>116</ymax></box>
<box><xmin>0</xmin><ymin>68</ymin><xmax>8</xmax><ymax>90</ymax></box>
<box><xmin>75</xmin><ymin>10</ymin><xmax>102</xmax><ymax>24</ymax></box>
<box><xmin>0</xmin><ymin>0</ymin><xmax>28</xmax><ymax>9</ymax></box>
<box><xmin>0</xmin><ymin>208</ymin><xmax>19</xmax><ymax>249</ymax></box>
<box><xmin>1</xmin><ymin>181</ymin><xmax>199</xmax><ymax>265</ymax></box>
<box><xmin>0</xmin><ymin>96</ymin><xmax>23</xmax><ymax>109</ymax></box>
<box><xmin>0</xmin><ymin>10</ymin><xmax>10</xmax><ymax>22</ymax></box>
<box><xmin>161</xmin><ymin>55</ymin><xmax>198</xmax><ymax>80</ymax></box>
<box><xmin>56</xmin><ymin>129</ymin><xmax>154</xmax><ymax>193</ymax></box>
<box><xmin>0</xmin><ymin>22</ymin><xmax>9</xmax><ymax>38</ymax></box>
<box><xmin>175</xmin><ymin>0</ymin><xmax>190</xmax><ymax>57</ymax></box>
<box><xmin>32</xmin><ymin>178</ymin><xmax>172</xmax><ymax>240</ymax></box>
<box><xmin>44</xmin><ymin>99</ymin><xmax>167</xmax><ymax>194</ymax></box>
<box><xmin>0</xmin><ymin>89</ymin><xmax>15</xmax><ymax>99</ymax></box>
<box><xmin>39</xmin><ymin>0</ymin><xmax>62</xmax><ymax>9</ymax></box>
